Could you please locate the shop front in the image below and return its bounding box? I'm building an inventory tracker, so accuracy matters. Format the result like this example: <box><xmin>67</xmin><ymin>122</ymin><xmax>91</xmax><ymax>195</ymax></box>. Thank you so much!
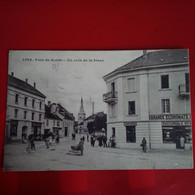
<box><xmin>53</xmin><ymin>127</ymin><xmax>62</xmax><ymax>136</ymax></box>
<box><xmin>162</xmin><ymin>121</ymin><xmax>191</xmax><ymax>149</ymax></box>
<box><xmin>32</xmin><ymin>122</ymin><xmax>42</xmax><ymax>139</ymax></box>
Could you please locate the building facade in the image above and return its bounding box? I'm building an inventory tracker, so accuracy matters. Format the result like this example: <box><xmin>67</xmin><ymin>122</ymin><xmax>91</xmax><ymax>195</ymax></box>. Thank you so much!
<box><xmin>103</xmin><ymin>50</ymin><xmax>192</xmax><ymax>150</ymax></box>
<box><xmin>6</xmin><ymin>73</ymin><xmax>46</xmax><ymax>141</ymax></box>
<box><xmin>44</xmin><ymin>104</ymin><xmax>63</xmax><ymax>136</ymax></box>
<box><xmin>46</xmin><ymin>102</ymin><xmax>75</xmax><ymax>137</ymax></box>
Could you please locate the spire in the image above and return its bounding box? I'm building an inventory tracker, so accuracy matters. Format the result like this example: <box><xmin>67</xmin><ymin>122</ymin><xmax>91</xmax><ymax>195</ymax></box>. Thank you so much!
<box><xmin>79</xmin><ymin>97</ymin><xmax>85</xmax><ymax>114</ymax></box>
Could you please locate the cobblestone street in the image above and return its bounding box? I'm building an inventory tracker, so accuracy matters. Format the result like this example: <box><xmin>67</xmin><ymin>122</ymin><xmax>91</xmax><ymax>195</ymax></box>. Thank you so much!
<box><xmin>3</xmin><ymin>137</ymin><xmax>193</xmax><ymax>171</ymax></box>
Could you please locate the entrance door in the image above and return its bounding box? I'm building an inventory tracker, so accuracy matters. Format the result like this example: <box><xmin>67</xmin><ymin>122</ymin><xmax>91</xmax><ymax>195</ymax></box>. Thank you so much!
<box><xmin>175</xmin><ymin>129</ymin><xmax>185</xmax><ymax>149</ymax></box>
<box><xmin>65</xmin><ymin>127</ymin><xmax>68</xmax><ymax>137</ymax></box>
<box><xmin>22</xmin><ymin>126</ymin><xmax>28</xmax><ymax>140</ymax></box>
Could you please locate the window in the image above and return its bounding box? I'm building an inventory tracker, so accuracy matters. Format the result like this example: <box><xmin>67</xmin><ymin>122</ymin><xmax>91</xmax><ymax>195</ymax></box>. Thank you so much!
<box><xmin>10</xmin><ymin>125</ymin><xmax>17</xmax><ymax>137</ymax></box>
<box><xmin>110</xmin><ymin>104</ymin><xmax>116</xmax><ymax>117</ymax></box>
<box><xmin>24</xmin><ymin>97</ymin><xmax>28</xmax><ymax>106</ymax></box>
<box><xmin>126</xmin><ymin>126</ymin><xmax>136</xmax><ymax>143</ymax></box>
<box><xmin>14</xmin><ymin>109</ymin><xmax>18</xmax><ymax>118</ymax></box>
<box><xmin>57</xmin><ymin>121</ymin><xmax>60</xmax><ymax>126</ymax></box>
<box><xmin>162</xmin><ymin>128</ymin><xmax>175</xmax><ymax>143</ymax></box>
<box><xmin>32</xmin><ymin>113</ymin><xmax>34</xmax><ymax>120</ymax></box>
<box><xmin>162</xmin><ymin>99</ymin><xmax>170</xmax><ymax>113</ymax></box>
<box><xmin>32</xmin><ymin>99</ymin><xmax>35</xmax><ymax>108</ymax></box>
<box><xmin>39</xmin><ymin>114</ymin><xmax>41</xmax><ymax>121</ymax></box>
<box><xmin>127</xmin><ymin>78</ymin><xmax>135</xmax><ymax>92</ymax></box>
<box><xmin>39</xmin><ymin>102</ymin><xmax>42</xmax><ymax>110</ymax></box>
<box><xmin>15</xmin><ymin>94</ymin><xmax>19</xmax><ymax>103</ymax></box>
<box><xmin>111</xmin><ymin>82</ymin><xmax>115</xmax><ymax>92</ymax></box>
<box><xmin>24</xmin><ymin>111</ymin><xmax>27</xmax><ymax>119</ymax></box>
<box><xmin>112</xmin><ymin>127</ymin><xmax>116</xmax><ymax>137</ymax></box>
<box><xmin>161</xmin><ymin>75</ymin><xmax>169</xmax><ymax>89</ymax></box>
<box><xmin>128</xmin><ymin>101</ymin><xmax>136</xmax><ymax>115</ymax></box>
<box><xmin>185</xmin><ymin>73</ymin><xmax>190</xmax><ymax>92</ymax></box>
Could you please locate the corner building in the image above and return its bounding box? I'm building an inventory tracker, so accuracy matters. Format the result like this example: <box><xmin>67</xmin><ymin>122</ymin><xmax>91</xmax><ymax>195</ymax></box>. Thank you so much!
<box><xmin>103</xmin><ymin>50</ymin><xmax>192</xmax><ymax>150</ymax></box>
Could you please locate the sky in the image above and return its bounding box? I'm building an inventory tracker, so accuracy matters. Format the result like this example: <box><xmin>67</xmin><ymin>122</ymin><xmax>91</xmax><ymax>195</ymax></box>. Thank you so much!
<box><xmin>8</xmin><ymin>50</ymin><xmax>143</xmax><ymax>120</ymax></box>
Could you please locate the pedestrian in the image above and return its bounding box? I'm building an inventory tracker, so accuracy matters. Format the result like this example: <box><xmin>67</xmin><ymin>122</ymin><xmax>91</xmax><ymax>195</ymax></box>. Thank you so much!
<box><xmin>79</xmin><ymin>138</ymin><xmax>84</xmax><ymax>155</ymax></box>
<box><xmin>141</xmin><ymin>137</ymin><xmax>147</xmax><ymax>153</ymax></box>
<box><xmin>30</xmin><ymin>137</ymin><xmax>36</xmax><ymax>151</ymax></box>
<box><xmin>87</xmin><ymin>134</ymin><xmax>89</xmax><ymax>142</ymax></box>
<box><xmin>56</xmin><ymin>134</ymin><xmax>59</xmax><ymax>143</ymax></box>
<box><xmin>180</xmin><ymin>136</ymin><xmax>185</xmax><ymax>149</ymax></box>
<box><xmin>98</xmin><ymin>136</ymin><xmax>103</xmax><ymax>147</ymax></box>
<box><xmin>82</xmin><ymin>136</ymin><xmax>85</xmax><ymax>142</ymax></box>
<box><xmin>90</xmin><ymin>136</ymin><xmax>95</xmax><ymax>147</ymax></box>
<box><xmin>103</xmin><ymin>135</ymin><xmax>107</xmax><ymax>147</ymax></box>
<box><xmin>49</xmin><ymin>135</ymin><xmax>52</xmax><ymax>145</ymax></box>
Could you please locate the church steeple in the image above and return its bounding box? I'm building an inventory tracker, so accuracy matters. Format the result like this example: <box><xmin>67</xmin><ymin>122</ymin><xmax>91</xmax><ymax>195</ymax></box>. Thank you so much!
<box><xmin>78</xmin><ymin>97</ymin><xmax>86</xmax><ymax>124</ymax></box>
<box><xmin>79</xmin><ymin>97</ymin><xmax>85</xmax><ymax>114</ymax></box>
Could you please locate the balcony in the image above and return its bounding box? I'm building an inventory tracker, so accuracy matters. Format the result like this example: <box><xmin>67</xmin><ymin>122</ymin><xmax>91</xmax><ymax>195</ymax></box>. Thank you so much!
<box><xmin>103</xmin><ymin>91</ymin><xmax>118</xmax><ymax>104</ymax></box>
<box><xmin>178</xmin><ymin>84</ymin><xmax>190</xmax><ymax>98</ymax></box>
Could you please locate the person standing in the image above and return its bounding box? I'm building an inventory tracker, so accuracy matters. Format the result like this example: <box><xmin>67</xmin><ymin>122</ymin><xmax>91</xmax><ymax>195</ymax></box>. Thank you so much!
<box><xmin>141</xmin><ymin>137</ymin><xmax>147</xmax><ymax>153</ymax></box>
<box><xmin>180</xmin><ymin>136</ymin><xmax>185</xmax><ymax>149</ymax></box>
<box><xmin>79</xmin><ymin>138</ymin><xmax>84</xmax><ymax>155</ymax></box>
<box><xmin>103</xmin><ymin>135</ymin><xmax>107</xmax><ymax>147</ymax></box>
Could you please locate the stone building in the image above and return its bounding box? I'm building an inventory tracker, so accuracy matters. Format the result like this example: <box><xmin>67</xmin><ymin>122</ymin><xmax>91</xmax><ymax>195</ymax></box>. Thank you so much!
<box><xmin>5</xmin><ymin>73</ymin><xmax>46</xmax><ymax>141</ymax></box>
<box><xmin>45</xmin><ymin>102</ymin><xmax>75</xmax><ymax>137</ymax></box>
<box><xmin>103</xmin><ymin>49</ymin><xmax>192</xmax><ymax>149</ymax></box>
<box><xmin>44</xmin><ymin>104</ymin><xmax>63</xmax><ymax>137</ymax></box>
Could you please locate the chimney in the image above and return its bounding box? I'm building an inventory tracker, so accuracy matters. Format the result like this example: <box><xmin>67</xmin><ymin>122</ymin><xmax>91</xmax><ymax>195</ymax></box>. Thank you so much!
<box><xmin>33</xmin><ymin>82</ymin><xmax>36</xmax><ymax>88</ymax></box>
<box><xmin>25</xmin><ymin>79</ymin><xmax>28</xmax><ymax>83</ymax></box>
<box><xmin>143</xmin><ymin>50</ymin><xmax>147</xmax><ymax>58</ymax></box>
<box><xmin>11</xmin><ymin>72</ymin><xmax>14</xmax><ymax>76</ymax></box>
<box><xmin>48</xmin><ymin>101</ymin><xmax>51</xmax><ymax>107</ymax></box>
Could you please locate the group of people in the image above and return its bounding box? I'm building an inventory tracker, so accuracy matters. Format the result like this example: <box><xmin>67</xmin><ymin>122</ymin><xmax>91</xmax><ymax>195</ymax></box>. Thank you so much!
<box><xmin>25</xmin><ymin>132</ymin><xmax>60</xmax><ymax>152</ymax></box>
<box><xmin>90</xmin><ymin>134</ymin><xmax>108</xmax><ymax>147</ymax></box>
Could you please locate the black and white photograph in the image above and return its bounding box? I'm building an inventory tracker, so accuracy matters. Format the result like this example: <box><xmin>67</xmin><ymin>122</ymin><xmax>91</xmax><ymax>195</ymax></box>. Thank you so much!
<box><xmin>3</xmin><ymin>49</ymin><xmax>193</xmax><ymax>171</ymax></box>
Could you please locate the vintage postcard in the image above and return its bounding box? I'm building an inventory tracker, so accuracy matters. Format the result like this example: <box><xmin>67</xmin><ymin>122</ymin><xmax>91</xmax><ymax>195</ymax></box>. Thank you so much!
<box><xmin>3</xmin><ymin>49</ymin><xmax>193</xmax><ymax>171</ymax></box>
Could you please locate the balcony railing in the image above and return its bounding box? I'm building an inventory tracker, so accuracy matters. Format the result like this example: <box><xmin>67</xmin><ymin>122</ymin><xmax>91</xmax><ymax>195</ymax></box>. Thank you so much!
<box><xmin>178</xmin><ymin>84</ymin><xmax>190</xmax><ymax>97</ymax></box>
<box><xmin>103</xmin><ymin>91</ymin><xmax>118</xmax><ymax>104</ymax></box>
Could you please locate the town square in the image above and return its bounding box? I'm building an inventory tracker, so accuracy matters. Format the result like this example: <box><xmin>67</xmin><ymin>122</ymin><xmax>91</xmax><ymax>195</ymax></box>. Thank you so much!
<box><xmin>3</xmin><ymin>49</ymin><xmax>193</xmax><ymax>171</ymax></box>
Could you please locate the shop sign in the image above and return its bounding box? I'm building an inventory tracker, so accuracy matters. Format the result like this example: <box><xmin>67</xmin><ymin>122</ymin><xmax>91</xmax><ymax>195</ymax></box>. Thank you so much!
<box><xmin>123</xmin><ymin>122</ymin><xmax>137</xmax><ymax>126</ymax></box>
<box><xmin>149</xmin><ymin>114</ymin><xmax>191</xmax><ymax>120</ymax></box>
<box><xmin>162</xmin><ymin>121</ymin><xmax>191</xmax><ymax>126</ymax></box>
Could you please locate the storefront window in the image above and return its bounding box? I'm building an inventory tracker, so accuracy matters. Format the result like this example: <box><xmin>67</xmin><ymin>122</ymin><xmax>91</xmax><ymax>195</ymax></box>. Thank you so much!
<box><xmin>163</xmin><ymin>128</ymin><xmax>175</xmax><ymax>143</ymax></box>
<box><xmin>163</xmin><ymin>127</ymin><xmax>191</xmax><ymax>143</ymax></box>
<box><xmin>126</xmin><ymin>126</ymin><xmax>136</xmax><ymax>143</ymax></box>
<box><xmin>10</xmin><ymin>125</ymin><xmax>17</xmax><ymax>137</ymax></box>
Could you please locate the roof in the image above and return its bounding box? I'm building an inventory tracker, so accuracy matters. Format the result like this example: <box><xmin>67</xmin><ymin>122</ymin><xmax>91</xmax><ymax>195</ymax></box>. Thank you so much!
<box><xmin>84</xmin><ymin>114</ymin><xmax>96</xmax><ymax>121</ymax></box>
<box><xmin>57</xmin><ymin>103</ymin><xmax>75</xmax><ymax>120</ymax></box>
<box><xmin>45</xmin><ymin>105</ymin><xmax>62</xmax><ymax>120</ymax></box>
<box><xmin>84</xmin><ymin>112</ymin><xmax>106</xmax><ymax>121</ymax></box>
<box><xmin>8</xmin><ymin>74</ymin><xmax>46</xmax><ymax>98</ymax></box>
<box><xmin>104</xmin><ymin>49</ymin><xmax>189</xmax><ymax>79</ymax></box>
